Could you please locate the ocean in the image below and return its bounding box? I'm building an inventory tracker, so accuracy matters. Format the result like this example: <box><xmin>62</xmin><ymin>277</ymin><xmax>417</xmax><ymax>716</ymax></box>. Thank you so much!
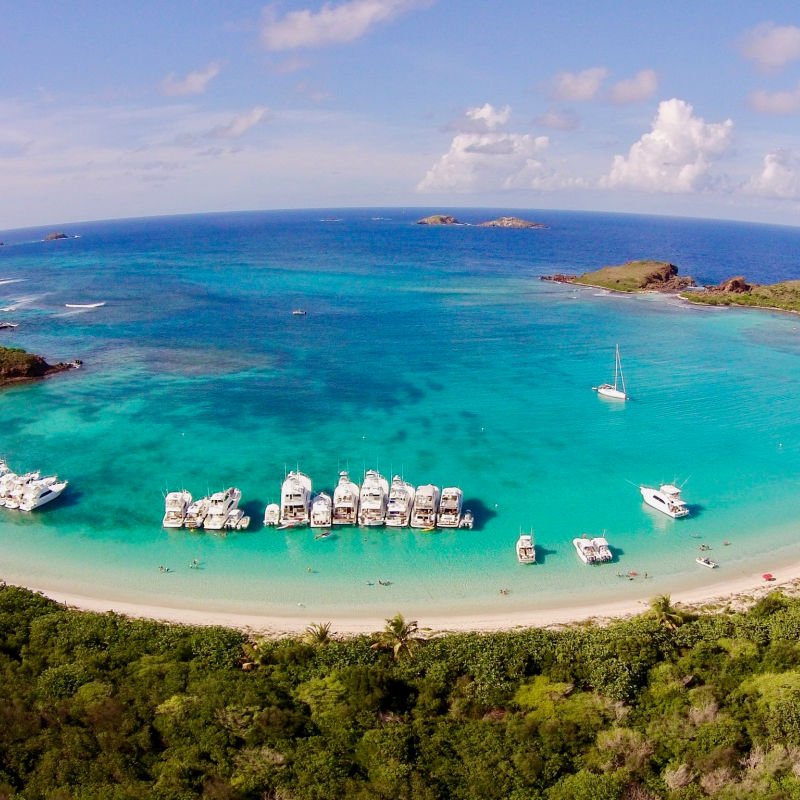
<box><xmin>2</xmin><ymin>208</ymin><xmax>800</xmax><ymax>622</ymax></box>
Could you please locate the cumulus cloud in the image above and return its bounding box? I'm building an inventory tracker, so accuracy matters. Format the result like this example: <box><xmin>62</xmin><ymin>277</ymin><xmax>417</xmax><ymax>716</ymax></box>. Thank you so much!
<box><xmin>603</xmin><ymin>98</ymin><xmax>733</xmax><ymax>193</ymax></box>
<box><xmin>451</xmin><ymin>102</ymin><xmax>511</xmax><ymax>132</ymax></box>
<box><xmin>550</xmin><ymin>67</ymin><xmax>608</xmax><ymax>102</ymax></box>
<box><xmin>740</xmin><ymin>22</ymin><xmax>800</xmax><ymax>70</ymax></box>
<box><xmin>261</xmin><ymin>0</ymin><xmax>431</xmax><ymax>50</ymax></box>
<box><xmin>610</xmin><ymin>69</ymin><xmax>658</xmax><ymax>105</ymax></box>
<box><xmin>161</xmin><ymin>62</ymin><xmax>221</xmax><ymax>96</ymax></box>
<box><xmin>535</xmin><ymin>108</ymin><xmax>579</xmax><ymax>131</ymax></box>
<box><xmin>745</xmin><ymin>150</ymin><xmax>800</xmax><ymax>198</ymax></box>
<box><xmin>209</xmin><ymin>106</ymin><xmax>269</xmax><ymax>138</ymax></box>
<box><xmin>749</xmin><ymin>83</ymin><xmax>800</xmax><ymax>114</ymax></box>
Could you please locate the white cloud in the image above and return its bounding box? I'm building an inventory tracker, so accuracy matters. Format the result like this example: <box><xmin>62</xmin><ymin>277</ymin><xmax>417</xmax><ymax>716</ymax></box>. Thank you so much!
<box><xmin>745</xmin><ymin>150</ymin><xmax>800</xmax><ymax>198</ymax></box>
<box><xmin>749</xmin><ymin>83</ymin><xmax>800</xmax><ymax>114</ymax></box>
<box><xmin>550</xmin><ymin>67</ymin><xmax>608</xmax><ymax>102</ymax></box>
<box><xmin>610</xmin><ymin>69</ymin><xmax>658</xmax><ymax>105</ymax></box>
<box><xmin>603</xmin><ymin>98</ymin><xmax>733</xmax><ymax>193</ymax></box>
<box><xmin>209</xmin><ymin>106</ymin><xmax>269</xmax><ymax>138</ymax></box>
<box><xmin>740</xmin><ymin>22</ymin><xmax>800</xmax><ymax>70</ymax></box>
<box><xmin>261</xmin><ymin>0</ymin><xmax>431</xmax><ymax>50</ymax></box>
<box><xmin>459</xmin><ymin>102</ymin><xmax>511</xmax><ymax>132</ymax></box>
<box><xmin>535</xmin><ymin>108</ymin><xmax>579</xmax><ymax>131</ymax></box>
<box><xmin>161</xmin><ymin>62</ymin><xmax>221</xmax><ymax>96</ymax></box>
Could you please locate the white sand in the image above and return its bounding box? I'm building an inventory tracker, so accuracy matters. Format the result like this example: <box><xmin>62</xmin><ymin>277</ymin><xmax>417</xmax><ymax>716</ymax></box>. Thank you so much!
<box><xmin>19</xmin><ymin>559</ymin><xmax>800</xmax><ymax>637</ymax></box>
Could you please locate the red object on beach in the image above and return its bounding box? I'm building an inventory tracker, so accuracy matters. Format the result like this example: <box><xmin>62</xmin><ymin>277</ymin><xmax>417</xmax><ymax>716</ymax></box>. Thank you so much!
<box><xmin>628</xmin><ymin>571</ymin><xmax>638</xmax><ymax>576</ymax></box>
<box><xmin>762</xmin><ymin>573</ymin><xmax>775</xmax><ymax>581</ymax></box>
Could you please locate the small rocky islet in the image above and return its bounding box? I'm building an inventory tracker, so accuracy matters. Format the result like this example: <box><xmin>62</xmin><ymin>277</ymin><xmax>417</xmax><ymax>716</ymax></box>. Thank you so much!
<box><xmin>0</xmin><ymin>346</ymin><xmax>81</xmax><ymax>389</ymax></box>
<box><xmin>416</xmin><ymin>214</ymin><xmax>546</xmax><ymax>228</ymax></box>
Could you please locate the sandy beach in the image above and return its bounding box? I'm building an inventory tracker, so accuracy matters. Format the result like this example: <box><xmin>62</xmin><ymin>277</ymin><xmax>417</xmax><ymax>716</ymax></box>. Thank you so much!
<box><xmin>17</xmin><ymin>558</ymin><xmax>800</xmax><ymax>637</ymax></box>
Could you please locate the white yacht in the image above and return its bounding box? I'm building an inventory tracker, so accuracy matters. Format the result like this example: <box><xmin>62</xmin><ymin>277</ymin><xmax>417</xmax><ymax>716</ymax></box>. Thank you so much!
<box><xmin>696</xmin><ymin>556</ymin><xmax>718</xmax><ymax>569</ymax></box>
<box><xmin>385</xmin><ymin>476</ymin><xmax>416</xmax><ymax>527</ymax></box>
<box><xmin>1</xmin><ymin>470</ymin><xmax>41</xmax><ymax>509</ymax></box>
<box><xmin>640</xmin><ymin>484</ymin><xmax>689</xmax><ymax>518</ymax></box>
<box><xmin>163</xmin><ymin>490</ymin><xmax>192</xmax><ymax>528</ymax></box>
<box><xmin>19</xmin><ymin>476</ymin><xmax>68</xmax><ymax>511</ymax></box>
<box><xmin>573</xmin><ymin>537</ymin><xmax>601</xmax><ymax>564</ymax></box>
<box><xmin>310</xmin><ymin>492</ymin><xmax>333</xmax><ymax>528</ymax></box>
<box><xmin>279</xmin><ymin>471</ymin><xmax>312</xmax><ymax>527</ymax></box>
<box><xmin>184</xmin><ymin>496</ymin><xmax>211</xmax><ymax>529</ymax></box>
<box><xmin>592</xmin><ymin>536</ymin><xmax>613</xmax><ymax>562</ymax></box>
<box><xmin>593</xmin><ymin>344</ymin><xmax>628</xmax><ymax>400</ymax></box>
<box><xmin>204</xmin><ymin>487</ymin><xmax>243</xmax><ymax>530</ymax></box>
<box><xmin>263</xmin><ymin>503</ymin><xmax>280</xmax><ymax>526</ymax></box>
<box><xmin>437</xmin><ymin>487</ymin><xmax>464</xmax><ymax>528</ymax></box>
<box><xmin>410</xmin><ymin>484</ymin><xmax>440</xmax><ymax>528</ymax></box>
<box><xmin>332</xmin><ymin>471</ymin><xmax>360</xmax><ymax>525</ymax></box>
<box><xmin>516</xmin><ymin>531</ymin><xmax>536</xmax><ymax>564</ymax></box>
<box><xmin>358</xmin><ymin>470</ymin><xmax>389</xmax><ymax>526</ymax></box>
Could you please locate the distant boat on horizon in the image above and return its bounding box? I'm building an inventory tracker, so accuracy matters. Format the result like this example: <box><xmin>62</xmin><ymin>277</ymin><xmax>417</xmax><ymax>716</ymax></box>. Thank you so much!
<box><xmin>65</xmin><ymin>302</ymin><xmax>106</xmax><ymax>309</ymax></box>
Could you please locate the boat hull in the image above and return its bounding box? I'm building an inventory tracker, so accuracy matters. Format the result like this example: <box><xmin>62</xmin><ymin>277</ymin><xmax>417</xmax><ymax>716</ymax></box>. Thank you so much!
<box><xmin>640</xmin><ymin>486</ymin><xmax>689</xmax><ymax>518</ymax></box>
<box><xmin>596</xmin><ymin>385</ymin><xmax>627</xmax><ymax>400</ymax></box>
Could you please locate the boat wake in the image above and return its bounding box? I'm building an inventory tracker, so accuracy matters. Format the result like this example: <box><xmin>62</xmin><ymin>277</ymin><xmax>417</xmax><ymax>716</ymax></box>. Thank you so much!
<box><xmin>65</xmin><ymin>302</ymin><xmax>106</xmax><ymax>309</ymax></box>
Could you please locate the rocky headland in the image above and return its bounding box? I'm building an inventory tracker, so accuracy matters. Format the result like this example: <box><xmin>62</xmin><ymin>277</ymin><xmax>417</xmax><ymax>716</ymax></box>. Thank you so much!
<box><xmin>681</xmin><ymin>277</ymin><xmax>800</xmax><ymax>313</ymax></box>
<box><xmin>542</xmin><ymin>260</ymin><xmax>695</xmax><ymax>293</ymax></box>
<box><xmin>0</xmin><ymin>346</ymin><xmax>81</xmax><ymax>388</ymax></box>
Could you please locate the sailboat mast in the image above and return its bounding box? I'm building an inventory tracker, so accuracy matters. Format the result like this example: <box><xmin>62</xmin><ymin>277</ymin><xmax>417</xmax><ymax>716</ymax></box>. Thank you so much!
<box><xmin>613</xmin><ymin>344</ymin><xmax>619</xmax><ymax>390</ymax></box>
<box><xmin>617</xmin><ymin>345</ymin><xmax>626</xmax><ymax>395</ymax></box>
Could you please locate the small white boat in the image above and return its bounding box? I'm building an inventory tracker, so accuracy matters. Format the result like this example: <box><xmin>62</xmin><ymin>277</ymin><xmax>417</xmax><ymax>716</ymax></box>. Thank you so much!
<box><xmin>280</xmin><ymin>471</ymin><xmax>312</xmax><ymax>526</ymax></box>
<box><xmin>640</xmin><ymin>484</ymin><xmax>690</xmax><ymax>518</ymax></box>
<box><xmin>332</xmin><ymin>471</ymin><xmax>360</xmax><ymax>525</ymax></box>
<box><xmin>204</xmin><ymin>487</ymin><xmax>243</xmax><ymax>530</ymax></box>
<box><xmin>0</xmin><ymin>321</ymin><xmax>18</xmax><ymax>330</ymax></box>
<box><xmin>593</xmin><ymin>344</ymin><xmax>628</xmax><ymax>400</ymax></box>
<box><xmin>573</xmin><ymin>536</ymin><xmax>600</xmax><ymax>564</ymax></box>
<box><xmin>184</xmin><ymin>497</ymin><xmax>211</xmax><ymax>529</ymax></box>
<box><xmin>696</xmin><ymin>556</ymin><xmax>718</xmax><ymax>569</ymax></box>
<box><xmin>19</xmin><ymin>476</ymin><xmax>68</xmax><ymax>511</ymax></box>
<box><xmin>410</xmin><ymin>484</ymin><xmax>440</xmax><ymax>528</ymax></box>
<box><xmin>385</xmin><ymin>476</ymin><xmax>416</xmax><ymax>527</ymax></box>
<box><xmin>459</xmin><ymin>509</ymin><xmax>475</xmax><ymax>529</ymax></box>
<box><xmin>65</xmin><ymin>302</ymin><xmax>106</xmax><ymax>309</ymax></box>
<box><xmin>292</xmin><ymin>309</ymin><xmax>307</xmax><ymax>316</ymax></box>
<box><xmin>358</xmin><ymin>470</ymin><xmax>389</xmax><ymax>526</ymax></box>
<box><xmin>163</xmin><ymin>490</ymin><xmax>192</xmax><ymax>528</ymax></box>
<box><xmin>592</xmin><ymin>536</ymin><xmax>613</xmax><ymax>562</ymax></box>
<box><xmin>310</xmin><ymin>492</ymin><xmax>333</xmax><ymax>528</ymax></box>
<box><xmin>437</xmin><ymin>487</ymin><xmax>463</xmax><ymax>528</ymax></box>
<box><xmin>516</xmin><ymin>531</ymin><xmax>536</xmax><ymax>564</ymax></box>
<box><xmin>224</xmin><ymin>509</ymin><xmax>250</xmax><ymax>530</ymax></box>
<box><xmin>263</xmin><ymin>503</ymin><xmax>280</xmax><ymax>526</ymax></box>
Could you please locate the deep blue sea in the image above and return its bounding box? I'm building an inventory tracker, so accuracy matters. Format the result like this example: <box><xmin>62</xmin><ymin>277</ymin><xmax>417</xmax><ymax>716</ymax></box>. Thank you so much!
<box><xmin>2</xmin><ymin>208</ymin><xmax>800</xmax><ymax>623</ymax></box>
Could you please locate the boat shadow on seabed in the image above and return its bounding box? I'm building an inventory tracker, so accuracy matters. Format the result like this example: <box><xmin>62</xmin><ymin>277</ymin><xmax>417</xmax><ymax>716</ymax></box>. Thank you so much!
<box><xmin>461</xmin><ymin>498</ymin><xmax>496</xmax><ymax>531</ymax></box>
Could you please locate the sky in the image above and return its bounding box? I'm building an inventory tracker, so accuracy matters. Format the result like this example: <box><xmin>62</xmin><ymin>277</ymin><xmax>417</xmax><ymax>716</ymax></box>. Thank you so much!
<box><xmin>3</xmin><ymin>0</ymin><xmax>800</xmax><ymax>229</ymax></box>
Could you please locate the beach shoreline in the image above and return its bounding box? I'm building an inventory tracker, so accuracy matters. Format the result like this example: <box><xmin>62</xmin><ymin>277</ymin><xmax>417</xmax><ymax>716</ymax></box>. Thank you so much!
<box><xmin>15</xmin><ymin>561</ymin><xmax>800</xmax><ymax>637</ymax></box>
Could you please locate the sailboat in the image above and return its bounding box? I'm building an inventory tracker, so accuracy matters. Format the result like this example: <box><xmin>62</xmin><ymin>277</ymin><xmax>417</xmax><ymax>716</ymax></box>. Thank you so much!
<box><xmin>593</xmin><ymin>344</ymin><xmax>628</xmax><ymax>400</ymax></box>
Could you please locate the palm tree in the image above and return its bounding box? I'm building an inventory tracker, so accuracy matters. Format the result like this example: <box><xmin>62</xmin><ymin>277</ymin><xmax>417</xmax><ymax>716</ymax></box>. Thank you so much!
<box><xmin>370</xmin><ymin>613</ymin><xmax>423</xmax><ymax>660</ymax></box>
<box><xmin>303</xmin><ymin>621</ymin><xmax>333</xmax><ymax>646</ymax></box>
<box><xmin>648</xmin><ymin>594</ymin><xmax>685</xmax><ymax>630</ymax></box>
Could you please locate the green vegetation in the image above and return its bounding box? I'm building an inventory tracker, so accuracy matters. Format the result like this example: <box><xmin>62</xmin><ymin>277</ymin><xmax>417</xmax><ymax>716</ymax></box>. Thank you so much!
<box><xmin>0</xmin><ymin>346</ymin><xmax>52</xmax><ymax>382</ymax></box>
<box><xmin>682</xmin><ymin>279</ymin><xmax>800</xmax><ymax>313</ymax></box>
<box><xmin>576</xmin><ymin>260</ymin><xmax>691</xmax><ymax>293</ymax></box>
<box><xmin>4</xmin><ymin>583</ymin><xmax>800</xmax><ymax>798</ymax></box>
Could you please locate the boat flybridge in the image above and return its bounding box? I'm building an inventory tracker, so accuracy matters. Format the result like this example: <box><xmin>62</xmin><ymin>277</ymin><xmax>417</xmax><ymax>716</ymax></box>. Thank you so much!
<box><xmin>516</xmin><ymin>531</ymin><xmax>536</xmax><ymax>564</ymax></box>
<box><xmin>332</xmin><ymin>471</ymin><xmax>359</xmax><ymax>525</ymax></box>
<box><xmin>358</xmin><ymin>470</ymin><xmax>389</xmax><ymax>526</ymax></box>
<box><xmin>184</xmin><ymin>497</ymin><xmax>211</xmax><ymax>529</ymax></box>
<box><xmin>19</xmin><ymin>476</ymin><xmax>69</xmax><ymax>511</ymax></box>
<box><xmin>437</xmin><ymin>487</ymin><xmax>464</xmax><ymax>528</ymax></box>
<box><xmin>163</xmin><ymin>490</ymin><xmax>192</xmax><ymax>528</ymax></box>
<box><xmin>279</xmin><ymin>471</ymin><xmax>312</xmax><ymax>527</ymax></box>
<box><xmin>640</xmin><ymin>483</ymin><xmax>689</xmax><ymax>518</ymax></box>
<box><xmin>310</xmin><ymin>492</ymin><xmax>333</xmax><ymax>528</ymax></box>
<box><xmin>203</xmin><ymin>487</ymin><xmax>243</xmax><ymax>530</ymax></box>
<box><xmin>385</xmin><ymin>476</ymin><xmax>416</xmax><ymax>527</ymax></box>
<box><xmin>411</xmin><ymin>484</ymin><xmax>440</xmax><ymax>529</ymax></box>
<box><xmin>593</xmin><ymin>344</ymin><xmax>628</xmax><ymax>401</ymax></box>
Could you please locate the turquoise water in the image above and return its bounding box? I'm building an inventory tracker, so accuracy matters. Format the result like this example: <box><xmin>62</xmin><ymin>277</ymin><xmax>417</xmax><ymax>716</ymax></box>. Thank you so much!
<box><xmin>2</xmin><ymin>209</ymin><xmax>800</xmax><ymax>621</ymax></box>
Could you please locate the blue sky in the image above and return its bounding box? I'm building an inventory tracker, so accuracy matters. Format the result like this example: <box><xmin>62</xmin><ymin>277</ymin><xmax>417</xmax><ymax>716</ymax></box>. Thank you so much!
<box><xmin>3</xmin><ymin>0</ymin><xmax>800</xmax><ymax>228</ymax></box>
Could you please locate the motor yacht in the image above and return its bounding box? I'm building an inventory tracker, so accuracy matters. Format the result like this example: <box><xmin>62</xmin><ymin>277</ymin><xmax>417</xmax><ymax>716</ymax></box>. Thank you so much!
<box><xmin>263</xmin><ymin>503</ymin><xmax>280</xmax><ymax>526</ymax></box>
<box><xmin>1</xmin><ymin>470</ymin><xmax>41</xmax><ymax>509</ymax></box>
<box><xmin>184</xmin><ymin>496</ymin><xmax>211</xmax><ymax>529</ymax></box>
<box><xmin>358</xmin><ymin>470</ymin><xmax>389</xmax><ymax>526</ymax></box>
<box><xmin>204</xmin><ymin>487</ymin><xmax>243</xmax><ymax>530</ymax></box>
<box><xmin>163</xmin><ymin>490</ymin><xmax>192</xmax><ymax>528</ymax></box>
<box><xmin>310</xmin><ymin>492</ymin><xmax>333</xmax><ymax>528</ymax></box>
<box><xmin>573</xmin><ymin>537</ymin><xmax>601</xmax><ymax>564</ymax></box>
<box><xmin>640</xmin><ymin>484</ymin><xmax>690</xmax><ymax>518</ymax></box>
<box><xmin>19</xmin><ymin>476</ymin><xmax>68</xmax><ymax>511</ymax></box>
<box><xmin>516</xmin><ymin>531</ymin><xmax>536</xmax><ymax>564</ymax></box>
<box><xmin>279</xmin><ymin>471</ymin><xmax>312</xmax><ymax>527</ymax></box>
<box><xmin>592</xmin><ymin>536</ymin><xmax>613</xmax><ymax>562</ymax></box>
<box><xmin>410</xmin><ymin>484</ymin><xmax>440</xmax><ymax>528</ymax></box>
<box><xmin>385</xmin><ymin>476</ymin><xmax>416</xmax><ymax>527</ymax></box>
<box><xmin>332</xmin><ymin>471</ymin><xmax>360</xmax><ymax>525</ymax></box>
<box><xmin>437</xmin><ymin>487</ymin><xmax>464</xmax><ymax>528</ymax></box>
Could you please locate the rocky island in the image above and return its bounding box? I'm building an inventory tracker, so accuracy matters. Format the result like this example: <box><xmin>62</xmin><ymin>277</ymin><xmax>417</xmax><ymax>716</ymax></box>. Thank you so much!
<box><xmin>542</xmin><ymin>260</ymin><xmax>695</xmax><ymax>293</ymax></box>
<box><xmin>416</xmin><ymin>214</ymin><xmax>463</xmax><ymax>225</ymax></box>
<box><xmin>44</xmin><ymin>231</ymin><xmax>69</xmax><ymax>241</ymax></box>
<box><xmin>477</xmin><ymin>216</ymin><xmax>546</xmax><ymax>228</ymax></box>
<box><xmin>0</xmin><ymin>346</ymin><xmax>81</xmax><ymax>388</ymax></box>
<box><xmin>680</xmin><ymin>278</ymin><xmax>800</xmax><ymax>313</ymax></box>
